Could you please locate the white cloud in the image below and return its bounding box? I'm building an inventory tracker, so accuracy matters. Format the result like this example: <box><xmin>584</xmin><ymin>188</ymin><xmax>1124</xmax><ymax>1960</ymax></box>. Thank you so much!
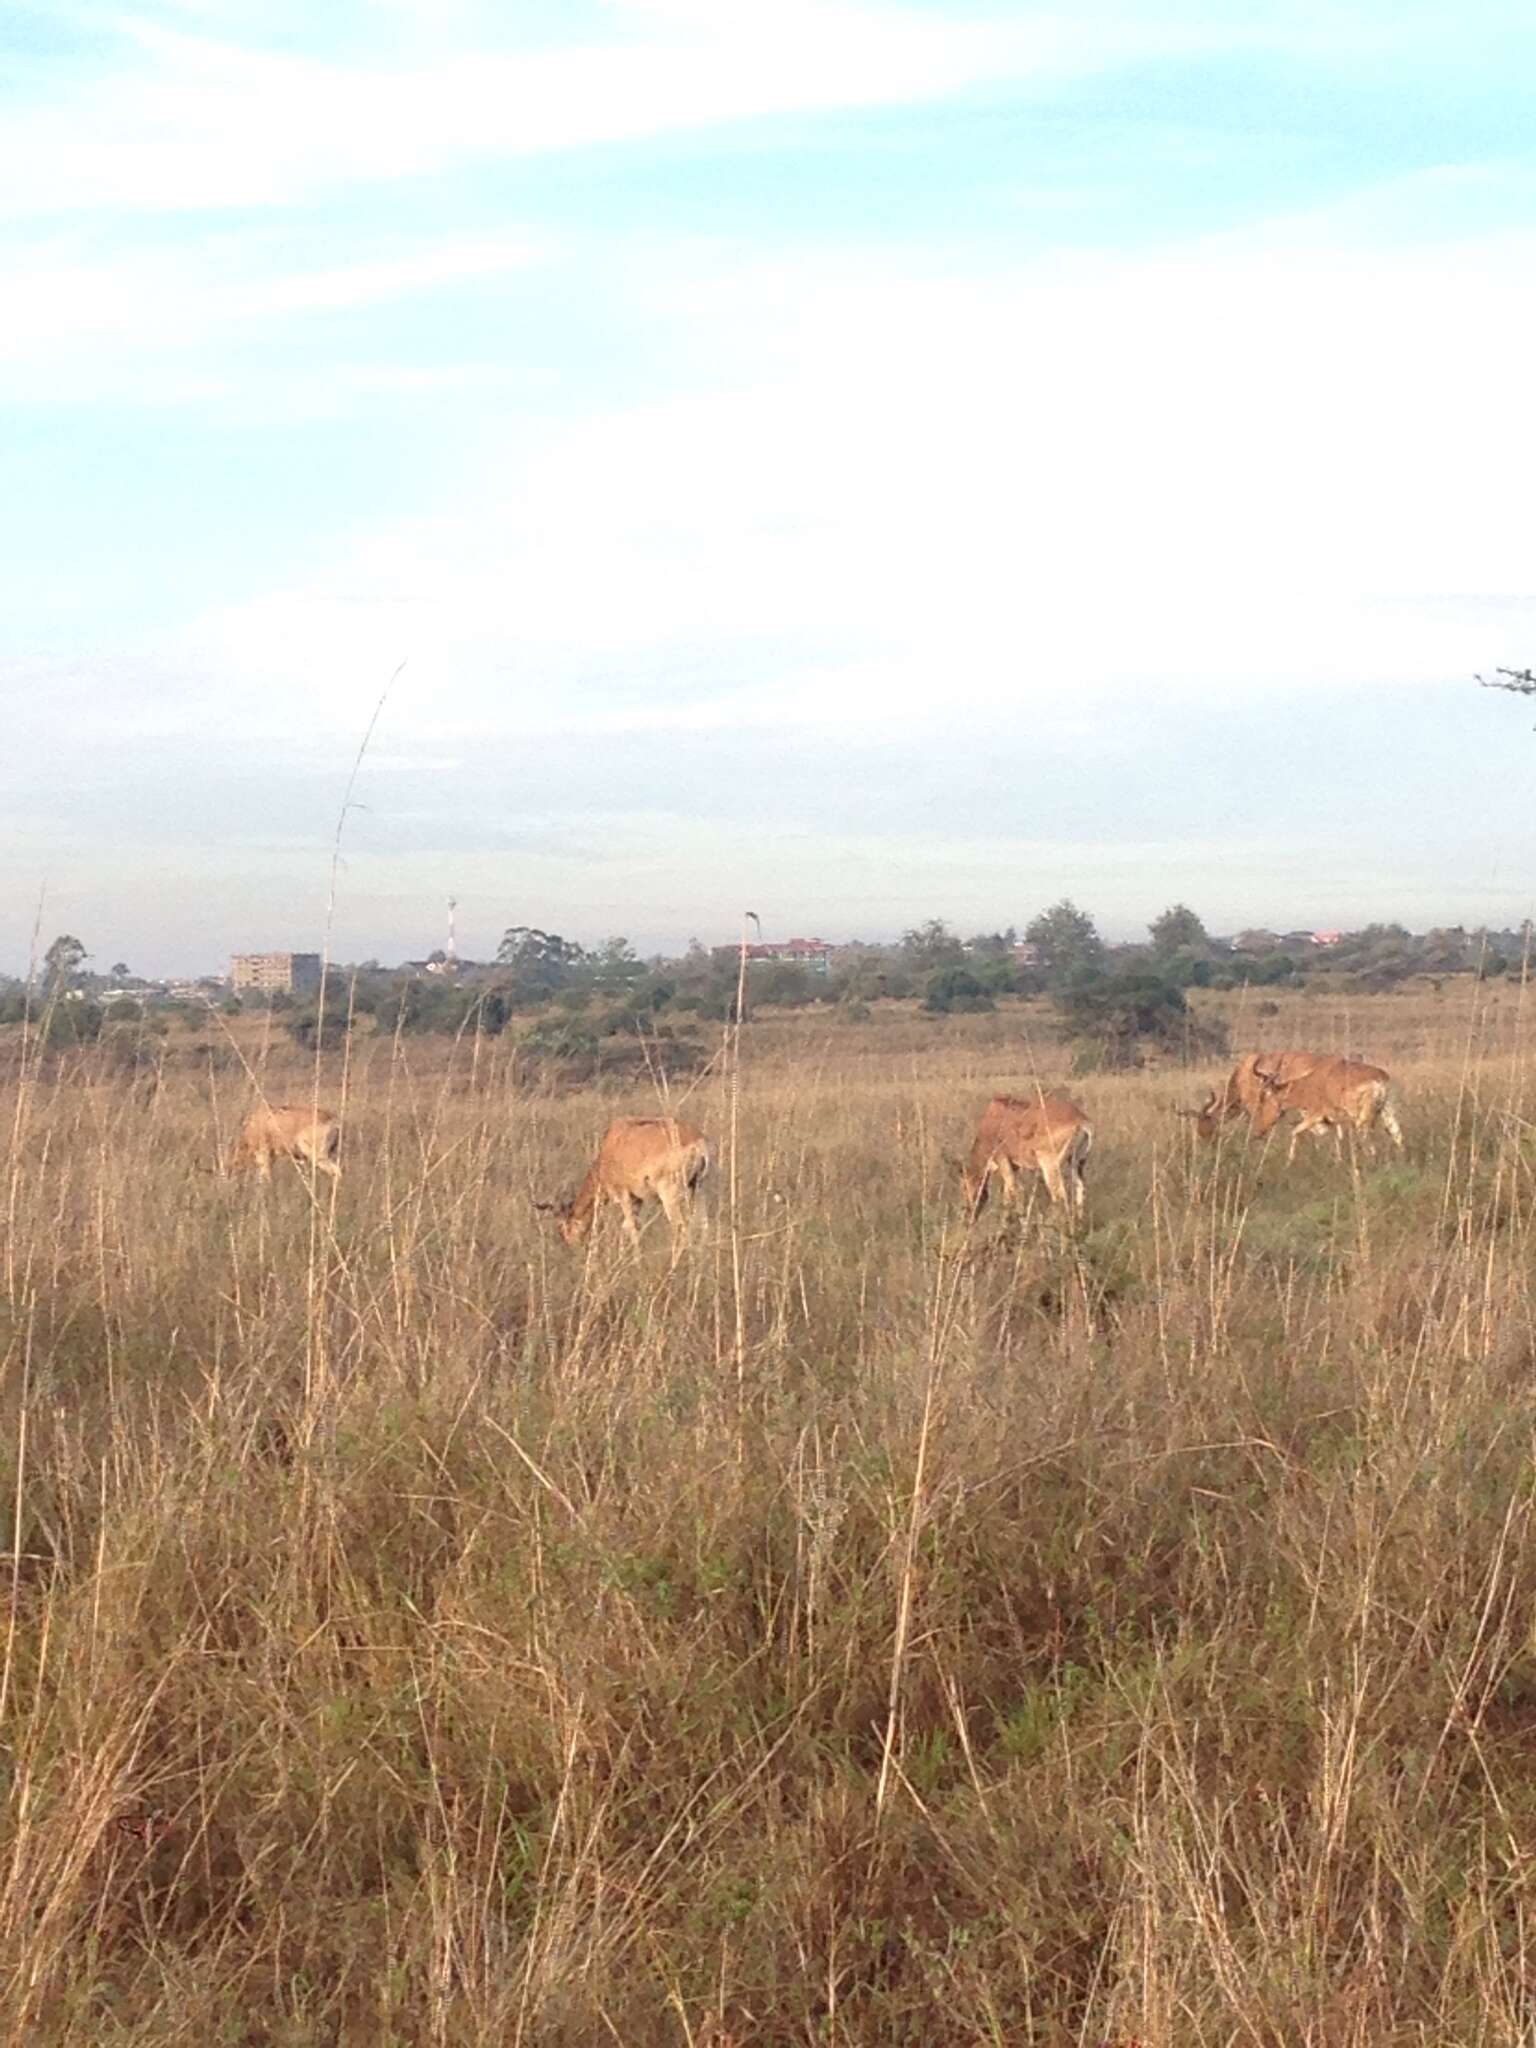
<box><xmin>0</xmin><ymin>235</ymin><xmax>537</xmax><ymax>364</ymax></box>
<box><xmin>172</xmin><ymin>207</ymin><xmax>1536</xmax><ymax>752</ymax></box>
<box><xmin>0</xmin><ymin>3</ymin><xmax>1238</xmax><ymax>219</ymax></box>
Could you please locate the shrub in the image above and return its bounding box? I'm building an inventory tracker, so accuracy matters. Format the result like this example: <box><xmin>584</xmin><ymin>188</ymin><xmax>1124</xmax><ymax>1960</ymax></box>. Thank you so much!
<box><xmin>1054</xmin><ymin>968</ymin><xmax>1228</xmax><ymax>1071</ymax></box>
<box><xmin>1</xmin><ymin>998</ymin><xmax>107</xmax><ymax>1047</ymax></box>
<box><xmin>923</xmin><ymin>966</ymin><xmax>995</xmax><ymax>1015</ymax></box>
<box><xmin>284</xmin><ymin>988</ymin><xmax>356</xmax><ymax>1050</ymax></box>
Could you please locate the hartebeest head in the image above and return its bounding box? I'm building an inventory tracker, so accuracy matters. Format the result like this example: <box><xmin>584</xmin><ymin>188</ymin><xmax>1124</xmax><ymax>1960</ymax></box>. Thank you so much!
<box><xmin>1174</xmin><ymin>1085</ymin><xmax>1225</xmax><ymax>1141</ymax></box>
<box><xmin>532</xmin><ymin>1194</ymin><xmax>587</xmax><ymax>1246</ymax></box>
<box><xmin>1176</xmin><ymin>1054</ymin><xmax>1339</xmax><ymax>1143</ymax></box>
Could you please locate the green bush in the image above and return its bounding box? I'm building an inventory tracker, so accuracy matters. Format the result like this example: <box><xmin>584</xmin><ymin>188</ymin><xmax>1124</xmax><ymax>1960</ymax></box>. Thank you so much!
<box><xmin>285</xmin><ymin>1001</ymin><xmax>354</xmax><ymax>1051</ymax></box>
<box><xmin>0</xmin><ymin>996</ymin><xmax>106</xmax><ymax>1046</ymax></box>
<box><xmin>923</xmin><ymin>966</ymin><xmax>995</xmax><ymax>1014</ymax></box>
<box><xmin>1055</xmin><ymin>968</ymin><xmax>1228</xmax><ymax>1071</ymax></box>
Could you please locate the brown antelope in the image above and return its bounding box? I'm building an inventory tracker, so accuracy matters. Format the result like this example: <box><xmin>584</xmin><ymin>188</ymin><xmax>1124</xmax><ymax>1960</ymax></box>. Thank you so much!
<box><xmin>536</xmin><ymin>1117</ymin><xmax>709</xmax><ymax>1249</ymax></box>
<box><xmin>1251</xmin><ymin>1055</ymin><xmax>1403</xmax><ymax>1162</ymax></box>
<box><xmin>962</xmin><ymin>1093</ymin><xmax>1092</xmax><ymax>1217</ymax></box>
<box><xmin>1179</xmin><ymin>1051</ymin><xmax>1333</xmax><ymax>1140</ymax></box>
<box><xmin>228</xmin><ymin>1104</ymin><xmax>341</xmax><ymax>1182</ymax></box>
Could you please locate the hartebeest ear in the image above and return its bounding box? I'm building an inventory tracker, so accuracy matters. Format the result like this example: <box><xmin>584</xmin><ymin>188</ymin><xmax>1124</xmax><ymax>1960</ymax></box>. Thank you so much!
<box><xmin>532</xmin><ymin>1198</ymin><xmax>559</xmax><ymax>1215</ymax></box>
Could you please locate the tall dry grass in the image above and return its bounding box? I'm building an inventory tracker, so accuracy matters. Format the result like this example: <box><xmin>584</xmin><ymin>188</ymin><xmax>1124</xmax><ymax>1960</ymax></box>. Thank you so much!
<box><xmin>2</xmin><ymin>987</ymin><xmax>1536</xmax><ymax>2043</ymax></box>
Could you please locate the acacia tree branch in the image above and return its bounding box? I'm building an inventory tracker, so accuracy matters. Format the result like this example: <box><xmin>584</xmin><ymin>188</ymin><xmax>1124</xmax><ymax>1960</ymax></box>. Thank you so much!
<box><xmin>1477</xmin><ymin>667</ymin><xmax>1536</xmax><ymax>696</ymax></box>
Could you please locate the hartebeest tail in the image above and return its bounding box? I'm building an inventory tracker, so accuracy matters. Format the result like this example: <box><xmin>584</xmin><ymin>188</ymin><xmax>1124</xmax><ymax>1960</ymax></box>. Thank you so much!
<box><xmin>228</xmin><ymin>1105</ymin><xmax>342</xmax><ymax>1182</ymax></box>
<box><xmin>1178</xmin><ymin>1051</ymin><xmax>1334</xmax><ymax>1140</ymax></box>
<box><xmin>962</xmin><ymin>1093</ymin><xmax>1092</xmax><ymax>1217</ymax></box>
<box><xmin>1252</xmin><ymin>1056</ymin><xmax>1403</xmax><ymax>1162</ymax></box>
<box><xmin>536</xmin><ymin>1117</ymin><xmax>709</xmax><ymax>1249</ymax></box>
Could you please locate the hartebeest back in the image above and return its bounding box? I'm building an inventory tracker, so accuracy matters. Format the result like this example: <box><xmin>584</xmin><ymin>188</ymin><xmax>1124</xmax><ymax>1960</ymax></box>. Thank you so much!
<box><xmin>1252</xmin><ymin>1056</ymin><xmax>1403</xmax><ymax>1161</ymax></box>
<box><xmin>537</xmin><ymin>1117</ymin><xmax>709</xmax><ymax>1248</ymax></box>
<box><xmin>962</xmin><ymin>1093</ymin><xmax>1092</xmax><ymax>1217</ymax></box>
<box><xmin>228</xmin><ymin>1104</ymin><xmax>341</xmax><ymax>1181</ymax></box>
<box><xmin>1180</xmin><ymin>1051</ymin><xmax>1333</xmax><ymax>1140</ymax></box>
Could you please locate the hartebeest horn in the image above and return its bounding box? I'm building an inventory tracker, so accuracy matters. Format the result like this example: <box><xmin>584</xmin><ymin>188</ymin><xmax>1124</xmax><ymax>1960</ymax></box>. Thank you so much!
<box><xmin>1174</xmin><ymin>1087</ymin><xmax>1218</xmax><ymax>1119</ymax></box>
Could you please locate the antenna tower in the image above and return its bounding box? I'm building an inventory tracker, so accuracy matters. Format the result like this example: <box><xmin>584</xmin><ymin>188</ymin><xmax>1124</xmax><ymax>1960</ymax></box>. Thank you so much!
<box><xmin>447</xmin><ymin>896</ymin><xmax>458</xmax><ymax>964</ymax></box>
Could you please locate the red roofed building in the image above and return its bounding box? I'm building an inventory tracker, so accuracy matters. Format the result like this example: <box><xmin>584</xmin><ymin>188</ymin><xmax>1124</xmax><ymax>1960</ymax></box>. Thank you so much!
<box><xmin>713</xmin><ymin>937</ymin><xmax>835</xmax><ymax>977</ymax></box>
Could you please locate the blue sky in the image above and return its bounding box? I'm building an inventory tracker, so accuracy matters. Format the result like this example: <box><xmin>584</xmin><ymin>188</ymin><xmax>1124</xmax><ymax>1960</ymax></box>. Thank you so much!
<box><xmin>4</xmin><ymin>0</ymin><xmax>1536</xmax><ymax>974</ymax></box>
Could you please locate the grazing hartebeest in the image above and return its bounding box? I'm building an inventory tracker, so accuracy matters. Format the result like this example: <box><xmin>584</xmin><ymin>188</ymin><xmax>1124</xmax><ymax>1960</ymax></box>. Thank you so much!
<box><xmin>1251</xmin><ymin>1055</ymin><xmax>1403</xmax><ymax>1162</ymax></box>
<box><xmin>536</xmin><ymin>1117</ymin><xmax>709</xmax><ymax>1249</ymax></box>
<box><xmin>228</xmin><ymin>1104</ymin><xmax>341</xmax><ymax>1182</ymax></box>
<box><xmin>962</xmin><ymin>1093</ymin><xmax>1092</xmax><ymax>1217</ymax></box>
<box><xmin>1179</xmin><ymin>1051</ymin><xmax>1334</xmax><ymax>1140</ymax></box>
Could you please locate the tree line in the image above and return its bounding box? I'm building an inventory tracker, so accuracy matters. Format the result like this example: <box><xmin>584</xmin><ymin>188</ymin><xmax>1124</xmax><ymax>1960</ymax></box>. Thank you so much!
<box><xmin>4</xmin><ymin>907</ymin><xmax>1524</xmax><ymax>1072</ymax></box>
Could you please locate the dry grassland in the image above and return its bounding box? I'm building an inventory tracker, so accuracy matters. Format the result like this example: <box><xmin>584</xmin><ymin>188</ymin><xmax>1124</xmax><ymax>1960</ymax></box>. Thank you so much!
<box><xmin>3</xmin><ymin>982</ymin><xmax>1536</xmax><ymax>2043</ymax></box>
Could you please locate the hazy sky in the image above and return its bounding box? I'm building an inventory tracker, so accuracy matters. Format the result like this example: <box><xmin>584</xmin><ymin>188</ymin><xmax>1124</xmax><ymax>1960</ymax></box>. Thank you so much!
<box><xmin>5</xmin><ymin>0</ymin><xmax>1536</xmax><ymax>974</ymax></box>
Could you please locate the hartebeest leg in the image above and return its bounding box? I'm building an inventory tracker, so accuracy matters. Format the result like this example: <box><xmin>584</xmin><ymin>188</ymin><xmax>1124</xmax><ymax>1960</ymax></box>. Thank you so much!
<box><xmin>619</xmin><ymin>1193</ymin><xmax>643</xmax><ymax>1244</ymax></box>
<box><xmin>1039</xmin><ymin>1156</ymin><xmax>1068</xmax><ymax>1207</ymax></box>
<box><xmin>655</xmin><ymin>1179</ymin><xmax>690</xmax><ymax>1255</ymax></box>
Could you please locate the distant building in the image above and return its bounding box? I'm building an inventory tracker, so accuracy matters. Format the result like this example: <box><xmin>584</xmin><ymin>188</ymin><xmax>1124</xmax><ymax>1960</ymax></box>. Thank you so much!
<box><xmin>713</xmin><ymin>938</ymin><xmax>835</xmax><ymax>978</ymax></box>
<box><xmin>1311</xmin><ymin>930</ymin><xmax>1344</xmax><ymax>948</ymax></box>
<box><xmin>231</xmin><ymin>951</ymin><xmax>322</xmax><ymax>995</ymax></box>
<box><xmin>1011</xmin><ymin>940</ymin><xmax>1041</xmax><ymax>968</ymax></box>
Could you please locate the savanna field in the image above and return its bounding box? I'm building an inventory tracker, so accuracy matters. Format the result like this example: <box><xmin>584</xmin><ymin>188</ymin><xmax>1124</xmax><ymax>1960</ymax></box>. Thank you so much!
<box><xmin>5</xmin><ymin>982</ymin><xmax>1536</xmax><ymax>2045</ymax></box>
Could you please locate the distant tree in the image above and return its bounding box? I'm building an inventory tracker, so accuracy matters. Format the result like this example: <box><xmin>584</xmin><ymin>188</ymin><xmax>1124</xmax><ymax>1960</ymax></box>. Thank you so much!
<box><xmin>109</xmin><ymin>960</ymin><xmax>131</xmax><ymax>981</ymax></box>
<box><xmin>1162</xmin><ymin>947</ymin><xmax>1214</xmax><ymax>989</ymax></box>
<box><xmin>496</xmin><ymin>925</ymin><xmax>586</xmax><ymax>1000</ymax></box>
<box><xmin>970</xmin><ymin>954</ymin><xmax>1022</xmax><ymax>996</ymax></box>
<box><xmin>1420</xmin><ymin>926</ymin><xmax>1470</xmax><ymax>975</ymax></box>
<box><xmin>497</xmin><ymin>925</ymin><xmax>585</xmax><ymax>972</ymax></box>
<box><xmin>751</xmin><ymin>962</ymin><xmax>815</xmax><ymax>1007</ymax></box>
<box><xmin>901</xmin><ymin>919</ymin><xmax>965</xmax><ymax>969</ymax></box>
<box><xmin>0</xmin><ymin>985</ymin><xmax>105</xmax><ymax>1042</ymax></box>
<box><xmin>43</xmin><ymin>934</ymin><xmax>88</xmax><ymax>994</ymax></box>
<box><xmin>829</xmin><ymin>951</ymin><xmax>897</xmax><ymax>1004</ymax></box>
<box><xmin>964</xmin><ymin>928</ymin><xmax>1017</xmax><ymax>957</ymax></box>
<box><xmin>479</xmin><ymin>990</ymin><xmax>510</xmax><ymax>1036</ymax></box>
<box><xmin>1024</xmin><ymin>900</ymin><xmax>1104</xmax><ymax>982</ymax></box>
<box><xmin>923</xmin><ymin>965</ymin><xmax>994</xmax><ymax>1014</ymax></box>
<box><xmin>1055</xmin><ymin>968</ymin><xmax>1227</xmax><ymax>1071</ymax></box>
<box><xmin>1148</xmin><ymin>904</ymin><xmax>1209</xmax><ymax>958</ymax></box>
<box><xmin>284</xmin><ymin>985</ymin><xmax>356</xmax><ymax>1050</ymax></box>
<box><xmin>1247</xmin><ymin>952</ymin><xmax>1298</xmax><ymax>987</ymax></box>
<box><xmin>591</xmin><ymin>937</ymin><xmax>642</xmax><ymax>993</ymax></box>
